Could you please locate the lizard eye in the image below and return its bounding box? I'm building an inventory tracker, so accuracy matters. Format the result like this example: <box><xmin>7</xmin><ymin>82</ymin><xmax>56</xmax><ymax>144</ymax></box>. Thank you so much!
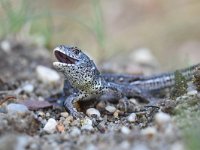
<box><xmin>73</xmin><ymin>47</ymin><xmax>80</xmax><ymax>55</ymax></box>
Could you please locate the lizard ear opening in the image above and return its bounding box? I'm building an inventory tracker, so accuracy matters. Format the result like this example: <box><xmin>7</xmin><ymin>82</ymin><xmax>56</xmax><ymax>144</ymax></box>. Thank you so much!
<box><xmin>54</xmin><ymin>50</ymin><xmax>77</xmax><ymax>64</ymax></box>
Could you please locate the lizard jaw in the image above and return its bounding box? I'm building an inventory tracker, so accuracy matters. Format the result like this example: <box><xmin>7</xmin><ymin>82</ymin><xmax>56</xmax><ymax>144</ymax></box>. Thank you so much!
<box><xmin>54</xmin><ymin>49</ymin><xmax>78</xmax><ymax>65</ymax></box>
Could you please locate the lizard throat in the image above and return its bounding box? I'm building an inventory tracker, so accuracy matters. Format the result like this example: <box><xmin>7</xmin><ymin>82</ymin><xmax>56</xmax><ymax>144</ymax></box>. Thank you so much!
<box><xmin>54</xmin><ymin>50</ymin><xmax>78</xmax><ymax>64</ymax></box>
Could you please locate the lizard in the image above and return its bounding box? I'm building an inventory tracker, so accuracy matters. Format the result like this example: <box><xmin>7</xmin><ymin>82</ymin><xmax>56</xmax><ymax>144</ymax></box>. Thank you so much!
<box><xmin>53</xmin><ymin>45</ymin><xmax>200</xmax><ymax>118</ymax></box>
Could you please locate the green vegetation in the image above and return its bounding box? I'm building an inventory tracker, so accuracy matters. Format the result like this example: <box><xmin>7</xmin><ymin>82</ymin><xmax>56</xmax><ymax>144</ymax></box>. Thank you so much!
<box><xmin>0</xmin><ymin>0</ymin><xmax>106</xmax><ymax>50</ymax></box>
<box><xmin>193</xmin><ymin>67</ymin><xmax>200</xmax><ymax>92</ymax></box>
<box><xmin>0</xmin><ymin>0</ymin><xmax>31</xmax><ymax>35</ymax></box>
<box><xmin>170</xmin><ymin>71</ymin><xmax>188</xmax><ymax>99</ymax></box>
<box><xmin>0</xmin><ymin>0</ymin><xmax>53</xmax><ymax>48</ymax></box>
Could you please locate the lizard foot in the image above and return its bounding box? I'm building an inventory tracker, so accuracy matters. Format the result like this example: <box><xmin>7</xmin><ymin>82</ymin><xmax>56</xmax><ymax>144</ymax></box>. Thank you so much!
<box><xmin>71</xmin><ymin>111</ymin><xmax>85</xmax><ymax>119</ymax></box>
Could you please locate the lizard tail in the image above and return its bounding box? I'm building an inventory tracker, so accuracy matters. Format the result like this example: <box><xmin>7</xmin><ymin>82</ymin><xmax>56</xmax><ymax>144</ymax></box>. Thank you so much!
<box><xmin>131</xmin><ymin>63</ymin><xmax>200</xmax><ymax>91</ymax></box>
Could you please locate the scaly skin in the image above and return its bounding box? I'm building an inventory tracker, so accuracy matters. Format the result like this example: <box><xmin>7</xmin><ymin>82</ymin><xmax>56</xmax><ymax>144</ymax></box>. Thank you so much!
<box><xmin>53</xmin><ymin>45</ymin><xmax>199</xmax><ymax>118</ymax></box>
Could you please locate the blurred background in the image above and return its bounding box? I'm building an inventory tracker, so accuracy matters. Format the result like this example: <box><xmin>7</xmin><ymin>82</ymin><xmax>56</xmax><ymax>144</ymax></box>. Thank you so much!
<box><xmin>0</xmin><ymin>0</ymin><xmax>200</xmax><ymax>71</ymax></box>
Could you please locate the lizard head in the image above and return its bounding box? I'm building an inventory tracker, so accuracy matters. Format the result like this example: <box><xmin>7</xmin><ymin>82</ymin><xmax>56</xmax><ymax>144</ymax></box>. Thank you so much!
<box><xmin>53</xmin><ymin>45</ymin><xmax>100</xmax><ymax>91</ymax></box>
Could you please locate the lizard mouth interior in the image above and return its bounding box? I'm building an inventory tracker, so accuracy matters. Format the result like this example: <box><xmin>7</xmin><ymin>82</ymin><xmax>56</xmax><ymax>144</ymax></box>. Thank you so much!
<box><xmin>54</xmin><ymin>50</ymin><xmax>78</xmax><ymax>64</ymax></box>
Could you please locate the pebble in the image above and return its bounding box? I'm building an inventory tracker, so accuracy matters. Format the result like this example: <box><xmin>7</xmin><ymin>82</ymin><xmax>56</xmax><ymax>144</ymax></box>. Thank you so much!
<box><xmin>43</xmin><ymin>118</ymin><xmax>57</xmax><ymax>134</ymax></box>
<box><xmin>131</xmin><ymin>48</ymin><xmax>158</xmax><ymax>66</ymax></box>
<box><xmin>70</xmin><ymin>127</ymin><xmax>81</xmax><ymax>137</ymax></box>
<box><xmin>0</xmin><ymin>40</ymin><xmax>11</xmax><ymax>53</ymax></box>
<box><xmin>45</xmin><ymin>112</ymin><xmax>50</xmax><ymax>117</ymax></box>
<box><xmin>127</xmin><ymin>113</ymin><xmax>136</xmax><ymax>123</ymax></box>
<box><xmin>86</xmin><ymin>108</ymin><xmax>101</xmax><ymax>118</ymax></box>
<box><xmin>81</xmin><ymin>118</ymin><xmax>94</xmax><ymax>131</ymax></box>
<box><xmin>187</xmin><ymin>90</ymin><xmax>198</xmax><ymax>96</ymax></box>
<box><xmin>36</xmin><ymin>65</ymin><xmax>60</xmax><ymax>84</ymax></box>
<box><xmin>113</xmin><ymin>110</ymin><xmax>120</xmax><ymax>118</ymax></box>
<box><xmin>81</xmin><ymin>124</ymin><xmax>94</xmax><ymax>131</ymax></box>
<box><xmin>141</xmin><ymin>127</ymin><xmax>157</xmax><ymax>140</ymax></box>
<box><xmin>22</xmin><ymin>83</ymin><xmax>34</xmax><ymax>93</ymax></box>
<box><xmin>60</xmin><ymin>112</ymin><xmax>69</xmax><ymax>118</ymax></box>
<box><xmin>120</xmin><ymin>126</ymin><xmax>131</xmax><ymax>135</ymax></box>
<box><xmin>37</xmin><ymin>111</ymin><xmax>45</xmax><ymax>117</ymax></box>
<box><xmin>56</xmin><ymin>123</ymin><xmax>65</xmax><ymax>132</ymax></box>
<box><xmin>6</xmin><ymin>103</ymin><xmax>29</xmax><ymax>114</ymax></box>
<box><xmin>155</xmin><ymin>112</ymin><xmax>171</xmax><ymax>127</ymax></box>
<box><xmin>105</xmin><ymin>105</ymin><xmax>116</xmax><ymax>113</ymax></box>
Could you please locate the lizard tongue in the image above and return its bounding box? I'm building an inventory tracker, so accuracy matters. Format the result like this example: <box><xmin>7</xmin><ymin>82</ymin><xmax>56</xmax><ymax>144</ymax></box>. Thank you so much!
<box><xmin>54</xmin><ymin>50</ymin><xmax>77</xmax><ymax>64</ymax></box>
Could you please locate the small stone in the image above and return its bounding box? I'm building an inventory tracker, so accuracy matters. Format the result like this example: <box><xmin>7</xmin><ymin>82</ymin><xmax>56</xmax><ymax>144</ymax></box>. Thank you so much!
<box><xmin>131</xmin><ymin>48</ymin><xmax>158</xmax><ymax>67</ymax></box>
<box><xmin>60</xmin><ymin>112</ymin><xmax>69</xmax><ymax>118</ymax></box>
<box><xmin>120</xmin><ymin>126</ymin><xmax>131</xmax><ymax>135</ymax></box>
<box><xmin>155</xmin><ymin>112</ymin><xmax>171</xmax><ymax>127</ymax></box>
<box><xmin>81</xmin><ymin>118</ymin><xmax>93</xmax><ymax>126</ymax></box>
<box><xmin>65</xmin><ymin>116</ymin><xmax>74</xmax><ymax>123</ymax></box>
<box><xmin>56</xmin><ymin>123</ymin><xmax>65</xmax><ymax>132</ymax></box>
<box><xmin>36</xmin><ymin>65</ymin><xmax>60</xmax><ymax>84</ymax></box>
<box><xmin>22</xmin><ymin>83</ymin><xmax>34</xmax><ymax>93</ymax></box>
<box><xmin>38</xmin><ymin>111</ymin><xmax>45</xmax><ymax>117</ymax></box>
<box><xmin>127</xmin><ymin>113</ymin><xmax>136</xmax><ymax>123</ymax></box>
<box><xmin>113</xmin><ymin>110</ymin><xmax>120</xmax><ymax>118</ymax></box>
<box><xmin>46</xmin><ymin>112</ymin><xmax>50</xmax><ymax>117</ymax></box>
<box><xmin>70</xmin><ymin>127</ymin><xmax>81</xmax><ymax>137</ymax></box>
<box><xmin>6</xmin><ymin>103</ymin><xmax>29</xmax><ymax>114</ymax></box>
<box><xmin>43</xmin><ymin>118</ymin><xmax>57</xmax><ymax>133</ymax></box>
<box><xmin>0</xmin><ymin>40</ymin><xmax>11</xmax><ymax>53</ymax></box>
<box><xmin>81</xmin><ymin>118</ymin><xmax>94</xmax><ymax>131</ymax></box>
<box><xmin>141</xmin><ymin>127</ymin><xmax>157</xmax><ymax>140</ymax></box>
<box><xmin>86</xmin><ymin>108</ymin><xmax>101</xmax><ymax>118</ymax></box>
<box><xmin>81</xmin><ymin>124</ymin><xmax>94</xmax><ymax>131</ymax></box>
<box><xmin>105</xmin><ymin>105</ymin><xmax>116</xmax><ymax>113</ymax></box>
<box><xmin>187</xmin><ymin>90</ymin><xmax>197</xmax><ymax>96</ymax></box>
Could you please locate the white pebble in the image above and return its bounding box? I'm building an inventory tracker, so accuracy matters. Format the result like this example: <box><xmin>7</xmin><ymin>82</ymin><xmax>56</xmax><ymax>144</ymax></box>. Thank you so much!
<box><xmin>155</xmin><ymin>112</ymin><xmax>171</xmax><ymax>126</ymax></box>
<box><xmin>6</xmin><ymin>103</ymin><xmax>29</xmax><ymax>114</ymax></box>
<box><xmin>187</xmin><ymin>90</ymin><xmax>197</xmax><ymax>96</ymax></box>
<box><xmin>36</xmin><ymin>65</ymin><xmax>60</xmax><ymax>84</ymax></box>
<box><xmin>0</xmin><ymin>40</ymin><xmax>11</xmax><ymax>53</ymax></box>
<box><xmin>82</xmin><ymin>118</ymin><xmax>93</xmax><ymax>126</ymax></box>
<box><xmin>105</xmin><ymin>105</ymin><xmax>116</xmax><ymax>113</ymax></box>
<box><xmin>22</xmin><ymin>83</ymin><xmax>34</xmax><ymax>93</ymax></box>
<box><xmin>120</xmin><ymin>126</ymin><xmax>131</xmax><ymax>135</ymax></box>
<box><xmin>60</xmin><ymin>112</ymin><xmax>69</xmax><ymax>118</ymax></box>
<box><xmin>127</xmin><ymin>113</ymin><xmax>136</xmax><ymax>123</ymax></box>
<box><xmin>86</xmin><ymin>108</ymin><xmax>101</xmax><ymax>118</ymax></box>
<box><xmin>131</xmin><ymin>48</ymin><xmax>158</xmax><ymax>66</ymax></box>
<box><xmin>43</xmin><ymin>118</ymin><xmax>57</xmax><ymax>133</ymax></box>
<box><xmin>70</xmin><ymin>127</ymin><xmax>81</xmax><ymax>137</ymax></box>
<box><xmin>81</xmin><ymin>124</ymin><xmax>94</xmax><ymax>131</ymax></box>
<box><xmin>81</xmin><ymin>118</ymin><xmax>94</xmax><ymax>131</ymax></box>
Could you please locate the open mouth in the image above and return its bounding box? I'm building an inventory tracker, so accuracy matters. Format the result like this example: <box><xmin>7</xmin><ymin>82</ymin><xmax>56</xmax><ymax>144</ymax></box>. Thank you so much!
<box><xmin>54</xmin><ymin>50</ymin><xmax>77</xmax><ymax>64</ymax></box>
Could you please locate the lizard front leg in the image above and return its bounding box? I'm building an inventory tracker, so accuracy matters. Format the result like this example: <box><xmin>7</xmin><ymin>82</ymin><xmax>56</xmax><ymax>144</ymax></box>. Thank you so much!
<box><xmin>63</xmin><ymin>92</ymin><xmax>90</xmax><ymax>118</ymax></box>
